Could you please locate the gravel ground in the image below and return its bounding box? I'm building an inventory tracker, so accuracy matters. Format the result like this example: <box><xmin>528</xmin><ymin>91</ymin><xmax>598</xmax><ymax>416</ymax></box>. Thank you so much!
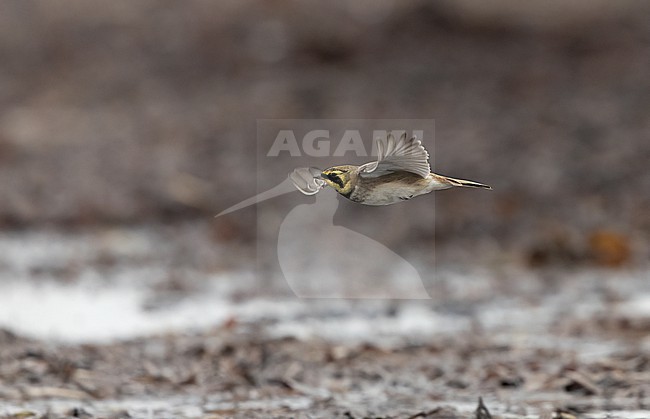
<box><xmin>1</xmin><ymin>312</ymin><xmax>649</xmax><ymax>418</ymax></box>
<box><xmin>1</xmin><ymin>2</ymin><xmax>649</xmax><ymax>418</ymax></box>
<box><xmin>0</xmin><ymin>224</ymin><xmax>648</xmax><ymax>418</ymax></box>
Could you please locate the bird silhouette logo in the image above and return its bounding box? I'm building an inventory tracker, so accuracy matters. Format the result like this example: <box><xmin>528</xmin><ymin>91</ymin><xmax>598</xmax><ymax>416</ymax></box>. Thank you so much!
<box><xmin>216</xmin><ymin>133</ymin><xmax>490</xmax><ymax>298</ymax></box>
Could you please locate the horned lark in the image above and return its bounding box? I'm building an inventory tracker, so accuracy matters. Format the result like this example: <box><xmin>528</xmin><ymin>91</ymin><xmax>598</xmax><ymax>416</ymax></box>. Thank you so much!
<box><xmin>290</xmin><ymin>133</ymin><xmax>490</xmax><ymax>205</ymax></box>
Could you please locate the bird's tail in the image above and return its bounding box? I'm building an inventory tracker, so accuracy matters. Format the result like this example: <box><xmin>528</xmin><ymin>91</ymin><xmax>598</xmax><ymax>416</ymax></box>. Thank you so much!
<box><xmin>442</xmin><ymin>175</ymin><xmax>492</xmax><ymax>190</ymax></box>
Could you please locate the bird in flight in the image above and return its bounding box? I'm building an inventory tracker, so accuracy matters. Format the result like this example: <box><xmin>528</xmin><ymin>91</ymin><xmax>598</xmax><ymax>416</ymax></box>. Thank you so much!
<box><xmin>290</xmin><ymin>133</ymin><xmax>490</xmax><ymax>206</ymax></box>
<box><xmin>216</xmin><ymin>133</ymin><xmax>490</xmax><ymax>217</ymax></box>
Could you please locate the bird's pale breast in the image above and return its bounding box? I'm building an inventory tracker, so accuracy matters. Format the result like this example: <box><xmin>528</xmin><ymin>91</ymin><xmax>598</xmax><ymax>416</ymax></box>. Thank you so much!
<box><xmin>349</xmin><ymin>171</ymin><xmax>435</xmax><ymax>205</ymax></box>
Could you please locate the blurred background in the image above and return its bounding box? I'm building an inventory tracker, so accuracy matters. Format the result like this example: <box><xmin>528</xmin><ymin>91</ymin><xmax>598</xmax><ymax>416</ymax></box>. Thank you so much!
<box><xmin>0</xmin><ymin>1</ymin><xmax>649</xmax><ymax>416</ymax></box>
<box><xmin>1</xmin><ymin>0</ymin><xmax>648</xmax><ymax>262</ymax></box>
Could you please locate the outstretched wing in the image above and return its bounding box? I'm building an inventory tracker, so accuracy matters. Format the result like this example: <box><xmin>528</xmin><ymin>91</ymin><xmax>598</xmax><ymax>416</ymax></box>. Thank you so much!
<box><xmin>359</xmin><ymin>133</ymin><xmax>431</xmax><ymax>179</ymax></box>
<box><xmin>290</xmin><ymin>167</ymin><xmax>326</xmax><ymax>195</ymax></box>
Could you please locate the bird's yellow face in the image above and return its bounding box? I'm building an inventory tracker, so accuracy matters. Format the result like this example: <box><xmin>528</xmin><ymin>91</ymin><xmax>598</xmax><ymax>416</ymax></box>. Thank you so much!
<box><xmin>321</xmin><ymin>165</ymin><xmax>355</xmax><ymax>195</ymax></box>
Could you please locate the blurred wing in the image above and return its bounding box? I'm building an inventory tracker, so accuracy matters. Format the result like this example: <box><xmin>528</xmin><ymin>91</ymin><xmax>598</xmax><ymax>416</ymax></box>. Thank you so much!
<box><xmin>215</xmin><ymin>178</ymin><xmax>297</xmax><ymax>217</ymax></box>
<box><xmin>290</xmin><ymin>167</ymin><xmax>326</xmax><ymax>195</ymax></box>
<box><xmin>359</xmin><ymin>133</ymin><xmax>431</xmax><ymax>179</ymax></box>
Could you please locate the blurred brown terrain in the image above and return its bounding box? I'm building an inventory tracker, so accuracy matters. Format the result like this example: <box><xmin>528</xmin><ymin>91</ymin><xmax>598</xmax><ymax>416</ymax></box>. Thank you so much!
<box><xmin>1</xmin><ymin>2</ymin><xmax>650</xmax><ymax>417</ymax></box>
<box><xmin>1</xmin><ymin>1</ymin><xmax>649</xmax><ymax>265</ymax></box>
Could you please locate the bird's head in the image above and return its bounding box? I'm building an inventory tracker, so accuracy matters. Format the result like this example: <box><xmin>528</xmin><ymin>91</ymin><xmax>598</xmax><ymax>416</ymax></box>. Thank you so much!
<box><xmin>321</xmin><ymin>165</ymin><xmax>356</xmax><ymax>195</ymax></box>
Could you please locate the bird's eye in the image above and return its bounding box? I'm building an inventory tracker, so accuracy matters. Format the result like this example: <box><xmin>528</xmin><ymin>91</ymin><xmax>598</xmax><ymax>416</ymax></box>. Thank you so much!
<box><xmin>326</xmin><ymin>173</ymin><xmax>344</xmax><ymax>188</ymax></box>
